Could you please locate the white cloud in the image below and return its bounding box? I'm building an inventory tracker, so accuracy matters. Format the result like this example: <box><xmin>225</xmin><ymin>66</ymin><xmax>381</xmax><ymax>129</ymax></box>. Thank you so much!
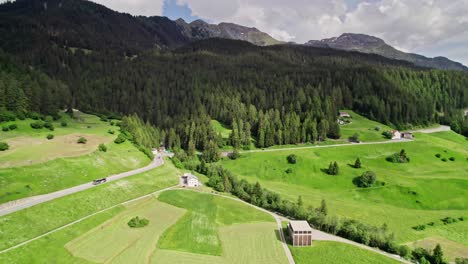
<box><xmin>91</xmin><ymin>0</ymin><xmax>164</xmax><ymax>16</ymax></box>
<box><xmin>176</xmin><ymin>0</ymin><xmax>468</xmax><ymax>64</ymax></box>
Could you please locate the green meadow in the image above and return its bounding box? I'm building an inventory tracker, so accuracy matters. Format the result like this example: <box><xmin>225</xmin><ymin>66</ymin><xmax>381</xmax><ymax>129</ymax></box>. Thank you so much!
<box><xmin>211</xmin><ymin>120</ymin><xmax>232</xmax><ymax>139</ymax></box>
<box><xmin>339</xmin><ymin>110</ymin><xmax>394</xmax><ymax>142</ymax></box>
<box><xmin>0</xmin><ymin>161</ymin><xmax>178</xmax><ymax>252</ymax></box>
<box><xmin>0</xmin><ymin>188</ymin><xmax>288</xmax><ymax>264</ymax></box>
<box><xmin>0</xmin><ymin>112</ymin><xmax>150</xmax><ymax>203</ymax></box>
<box><xmin>221</xmin><ymin>131</ymin><xmax>468</xmax><ymax>260</ymax></box>
<box><xmin>157</xmin><ymin>190</ymin><xmax>276</xmax><ymax>255</ymax></box>
<box><xmin>290</xmin><ymin>241</ymin><xmax>400</xmax><ymax>264</ymax></box>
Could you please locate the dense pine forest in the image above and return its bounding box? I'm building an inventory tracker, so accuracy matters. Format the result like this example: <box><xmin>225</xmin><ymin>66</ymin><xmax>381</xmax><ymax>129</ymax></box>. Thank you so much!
<box><xmin>0</xmin><ymin>0</ymin><xmax>467</xmax><ymax>152</ymax></box>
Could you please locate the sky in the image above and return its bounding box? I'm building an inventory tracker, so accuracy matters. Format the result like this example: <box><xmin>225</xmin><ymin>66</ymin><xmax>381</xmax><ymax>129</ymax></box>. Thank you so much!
<box><xmin>2</xmin><ymin>0</ymin><xmax>467</xmax><ymax>65</ymax></box>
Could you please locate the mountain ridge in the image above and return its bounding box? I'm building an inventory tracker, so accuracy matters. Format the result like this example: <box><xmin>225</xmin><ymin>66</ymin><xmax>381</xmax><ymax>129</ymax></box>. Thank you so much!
<box><xmin>305</xmin><ymin>33</ymin><xmax>467</xmax><ymax>71</ymax></box>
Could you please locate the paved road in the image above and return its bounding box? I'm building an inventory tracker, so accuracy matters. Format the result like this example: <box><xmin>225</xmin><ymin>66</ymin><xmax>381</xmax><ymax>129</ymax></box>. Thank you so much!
<box><xmin>0</xmin><ymin>153</ymin><xmax>164</xmax><ymax>217</ymax></box>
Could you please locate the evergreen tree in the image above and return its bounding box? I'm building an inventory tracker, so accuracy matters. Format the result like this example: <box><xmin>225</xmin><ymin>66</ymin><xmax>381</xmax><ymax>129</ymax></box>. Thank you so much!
<box><xmin>354</xmin><ymin>158</ymin><xmax>361</xmax><ymax>168</ymax></box>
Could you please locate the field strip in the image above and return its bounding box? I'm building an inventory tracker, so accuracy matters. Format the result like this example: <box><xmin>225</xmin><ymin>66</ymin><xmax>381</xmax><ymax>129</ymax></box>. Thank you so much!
<box><xmin>0</xmin><ymin>185</ymin><xmax>177</xmax><ymax>255</ymax></box>
<box><xmin>183</xmin><ymin>189</ymin><xmax>412</xmax><ymax>264</ymax></box>
<box><xmin>0</xmin><ymin>154</ymin><xmax>164</xmax><ymax>217</ymax></box>
<box><xmin>238</xmin><ymin>139</ymin><xmax>414</xmax><ymax>154</ymax></box>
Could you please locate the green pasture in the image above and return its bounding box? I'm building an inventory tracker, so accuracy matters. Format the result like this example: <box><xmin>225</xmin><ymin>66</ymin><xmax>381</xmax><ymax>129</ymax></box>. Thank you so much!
<box><xmin>157</xmin><ymin>190</ymin><xmax>274</xmax><ymax>255</ymax></box>
<box><xmin>0</xmin><ymin>140</ymin><xmax>149</xmax><ymax>203</ymax></box>
<box><xmin>221</xmin><ymin>131</ymin><xmax>468</xmax><ymax>252</ymax></box>
<box><xmin>289</xmin><ymin>241</ymin><xmax>400</xmax><ymax>264</ymax></box>
<box><xmin>0</xmin><ymin>161</ymin><xmax>179</xmax><ymax>252</ymax></box>
<box><xmin>339</xmin><ymin>110</ymin><xmax>394</xmax><ymax>142</ymax></box>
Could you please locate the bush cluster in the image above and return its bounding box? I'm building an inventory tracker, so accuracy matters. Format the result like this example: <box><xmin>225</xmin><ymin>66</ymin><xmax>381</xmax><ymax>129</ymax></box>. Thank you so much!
<box><xmin>77</xmin><ymin>137</ymin><xmax>87</xmax><ymax>144</ymax></box>
<box><xmin>287</xmin><ymin>154</ymin><xmax>297</xmax><ymax>164</ymax></box>
<box><xmin>327</xmin><ymin>161</ymin><xmax>339</xmax><ymax>175</ymax></box>
<box><xmin>46</xmin><ymin>134</ymin><xmax>54</xmax><ymax>140</ymax></box>
<box><xmin>98</xmin><ymin>144</ymin><xmax>107</xmax><ymax>152</ymax></box>
<box><xmin>386</xmin><ymin>149</ymin><xmax>410</xmax><ymax>163</ymax></box>
<box><xmin>127</xmin><ymin>216</ymin><xmax>149</xmax><ymax>228</ymax></box>
<box><xmin>0</xmin><ymin>142</ymin><xmax>9</xmax><ymax>151</ymax></box>
<box><xmin>114</xmin><ymin>133</ymin><xmax>126</xmax><ymax>144</ymax></box>
<box><xmin>353</xmin><ymin>171</ymin><xmax>377</xmax><ymax>188</ymax></box>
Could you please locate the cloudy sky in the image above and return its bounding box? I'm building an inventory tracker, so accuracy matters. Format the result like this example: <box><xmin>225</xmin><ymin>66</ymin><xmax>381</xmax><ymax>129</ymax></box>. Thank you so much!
<box><xmin>8</xmin><ymin>0</ymin><xmax>468</xmax><ymax>65</ymax></box>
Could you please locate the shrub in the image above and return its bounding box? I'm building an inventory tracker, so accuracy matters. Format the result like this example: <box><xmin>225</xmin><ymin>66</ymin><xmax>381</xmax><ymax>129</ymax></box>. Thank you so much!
<box><xmin>229</xmin><ymin>150</ymin><xmax>240</xmax><ymax>160</ymax></box>
<box><xmin>374</xmin><ymin>126</ymin><xmax>381</xmax><ymax>131</ymax></box>
<box><xmin>327</xmin><ymin>161</ymin><xmax>339</xmax><ymax>175</ymax></box>
<box><xmin>0</xmin><ymin>110</ymin><xmax>16</xmax><ymax>122</ymax></box>
<box><xmin>435</xmin><ymin>153</ymin><xmax>441</xmax><ymax>158</ymax></box>
<box><xmin>449</xmin><ymin>157</ymin><xmax>455</xmax><ymax>161</ymax></box>
<box><xmin>108</xmin><ymin>129</ymin><xmax>115</xmax><ymax>135</ymax></box>
<box><xmin>28</xmin><ymin>112</ymin><xmax>42</xmax><ymax>120</ymax></box>
<box><xmin>441</xmin><ymin>217</ymin><xmax>457</xmax><ymax>225</ymax></box>
<box><xmin>30</xmin><ymin>121</ymin><xmax>45</xmax><ymax>129</ymax></box>
<box><xmin>60</xmin><ymin>121</ymin><xmax>68</xmax><ymax>127</ymax></box>
<box><xmin>354</xmin><ymin>158</ymin><xmax>362</xmax><ymax>168</ymax></box>
<box><xmin>441</xmin><ymin>158</ymin><xmax>447</xmax><ymax>162</ymax></box>
<box><xmin>100</xmin><ymin>116</ymin><xmax>108</xmax><ymax>122</ymax></box>
<box><xmin>287</xmin><ymin>154</ymin><xmax>297</xmax><ymax>164</ymax></box>
<box><xmin>412</xmin><ymin>224</ymin><xmax>426</xmax><ymax>231</ymax></box>
<box><xmin>2</xmin><ymin>126</ymin><xmax>9</xmax><ymax>132</ymax></box>
<box><xmin>8</xmin><ymin>124</ymin><xmax>17</xmax><ymax>130</ymax></box>
<box><xmin>114</xmin><ymin>133</ymin><xmax>126</xmax><ymax>144</ymax></box>
<box><xmin>127</xmin><ymin>216</ymin><xmax>149</xmax><ymax>228</ymax></box>
<box><xmin>98</xmin><ymin>144</ymin><xmax>107</xmax><ymax>152</ymax></box>
<box><xmin>285</xmin><ymin>168</ymin><xmax>293</xmax><ymax>174</ymax></box>
<box><xmin>46</xmin><ymin>134</ymin><xmax>54</xmax><ymax>140</ymax></box>
<box><xmin>349</xmin><ymin>133</ymin><xmax>359</xmax><ymax>142</ymax></box>
<box><xmin>77</xmin><ymin>137</ymin><xmax>87</xmax><ymax>144</ymax></box>
<box><xmin>382</xmin><ymin>131</ymin><xmax>392</xmax><ymax>139</ymax></box>
<box><xmin>455</xmin><ymin>258</ymin><xmax>468</xmax><ymax>264</ymax></box>
<box><xmin>353</xmin><ymin>171</ymin><xmax>377</xmax><ymax>188</ymax></box>
<box><xmin>0</xmin><ymin>142</ymin><xmax>9</xmax><ymax>151</ymax></box>
<box><xmin>110</xmin><ymin>121</ymin><xmax>116</xmax><ymax>126</ymax></box>
<box><xmin>44</xmin><ymin>122</ymin><xmax>54</xmax><ymax>131</ymax></box>
<box><xmin>386</xmin><ymin>149</ymin><xmax>410</xmax><ymax>163</ymax></box>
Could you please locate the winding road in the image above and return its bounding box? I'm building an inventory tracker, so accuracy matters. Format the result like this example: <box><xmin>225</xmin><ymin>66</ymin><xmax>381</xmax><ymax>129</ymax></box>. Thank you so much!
<box><xmin>0</xmin><ymin>153</ymin><xmax>164</xmax><ymax>217</ymax></box>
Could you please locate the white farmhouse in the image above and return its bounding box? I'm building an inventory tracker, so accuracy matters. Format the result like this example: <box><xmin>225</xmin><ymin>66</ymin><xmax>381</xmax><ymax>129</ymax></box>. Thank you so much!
<box><xmin>391</xmin><ymin>130</ymin><xmax>401</xmax><ymax>140</ymax></box>
<box><xmin>180</xmin><ymin>173</ymin><xmax>201</xmax><ymax>187</ymax></box>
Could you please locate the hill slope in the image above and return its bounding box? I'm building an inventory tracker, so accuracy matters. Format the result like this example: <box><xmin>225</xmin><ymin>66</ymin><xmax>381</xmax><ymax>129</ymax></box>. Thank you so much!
<box><xmin>306</xmin><ymin>33</ymin><xmax>468</xmax><ymax>71</ymax></box>
<box><xmin>0</xmin><ymin>0</ymin><xmax>280</xmax><ymax>53</ymax></box>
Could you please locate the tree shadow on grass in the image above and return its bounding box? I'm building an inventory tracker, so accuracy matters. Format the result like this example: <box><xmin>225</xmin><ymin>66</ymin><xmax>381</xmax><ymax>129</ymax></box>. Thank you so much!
<box><xmin>275</xmin><ymin>228</ymin><xmax>292</xmax><ymax>245</ymax></box>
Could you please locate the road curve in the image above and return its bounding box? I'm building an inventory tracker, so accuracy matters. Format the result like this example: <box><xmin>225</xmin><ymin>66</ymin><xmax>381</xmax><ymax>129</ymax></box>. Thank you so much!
<box><xmin>0</xmin><ymin>154</ymin><xmax>164</xmax><ymax>217</ymax></box>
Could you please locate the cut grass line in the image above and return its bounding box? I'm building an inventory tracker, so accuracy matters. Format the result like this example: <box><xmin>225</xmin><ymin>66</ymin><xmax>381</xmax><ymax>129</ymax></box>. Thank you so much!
<box><xmin>0</xmin><ymin>185</ymin><xmax>177</xmax><ymax>255</ymax></box>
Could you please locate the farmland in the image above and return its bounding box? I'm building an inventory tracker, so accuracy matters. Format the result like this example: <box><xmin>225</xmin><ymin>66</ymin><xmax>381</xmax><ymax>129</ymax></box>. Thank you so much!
<box><xmin>0</xmin><ymin>112</ymin><xmax>150</xmax><ymax>203</ymax></box>
<box><xmin>221</xmin><ymin>130</ymin><xmax>468</xmax><ymax>261</ymax></box>
<box><xmin>0</xmin><ymin>187</ymin><xmax>289</xmax><ymax>263</ymax></box>
<box><xmin>290</xmin><ymin>241</ymin><xmax>400</xmax><ymax>264</ymax></box>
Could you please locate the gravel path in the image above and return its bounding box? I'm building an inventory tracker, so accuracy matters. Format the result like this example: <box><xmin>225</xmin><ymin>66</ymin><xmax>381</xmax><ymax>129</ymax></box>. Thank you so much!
<box><xmin>0</xmin><ymin>153</ymin><xmax>165</xmax><ymax>217</ymax></box>
<box><xmin>409</xmin><ymin>125</ymin><xmax>451</xmax><ymax>133</ymax></box>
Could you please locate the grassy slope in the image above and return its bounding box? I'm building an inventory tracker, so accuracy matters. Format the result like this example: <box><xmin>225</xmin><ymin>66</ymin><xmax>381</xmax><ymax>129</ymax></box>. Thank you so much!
<box><xmin>211</xmin><ymin>120</ymin><xmax>232</xmax><ymax>139</ymax></box>
<box><xmin>339</xmin><ymin>110</ymin><xmax>394</xmax><ymax>142</ymax></box>
<box><xmin>221</xmin><ymin>131</ymin><xmax>468</xmax><ymax>248</ymax></box>
<box><xmin>0</xmin><ymin>113</ymin><xmax>150</xmax><ymax>203</ymax></box>
<box><xmin>157</xmin><ymin>190</ymin><xmax>273</xmax><ymax>255</ymax></box>
<box><xmin>289</xmin><ymin>241</ymin><xmax>400</xmax><ymax>264</ymax></box>
<box><xmin>66</xmin><ymin>198</ymin><xmax>186</xmax><ymax>263</ymax></box>
<box><xmin>0</xmin><ymin>161</ymin><xmax>179</xmax><ymax>251</ymax></box>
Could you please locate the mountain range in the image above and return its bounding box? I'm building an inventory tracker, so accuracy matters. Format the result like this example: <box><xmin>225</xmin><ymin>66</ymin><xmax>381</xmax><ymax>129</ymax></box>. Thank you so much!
<box><xmin>0</xmin><ymin>0</ymin><xmax>465</xmax><ymax>71</ymax></box>
<box><xmin>305</xmin><ymin>33</ymin><xmax>467</xmax><ymax>71</ymax></box>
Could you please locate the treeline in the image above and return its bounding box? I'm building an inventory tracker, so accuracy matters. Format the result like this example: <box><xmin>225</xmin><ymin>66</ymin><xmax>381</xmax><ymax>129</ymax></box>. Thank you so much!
<box><xmin>1</xmin><ymin>32</ymin><xmax>467</xmax><ymax>149</ymax></box>
<box><xmin>195</xmin><ymin>162</ymin><xmax>448</xmax><ymax>263</ymax></box>
<box><xmin>0</xmin><ymin>50</ymin><xmax>69</xmax><ymax>122</ymax></box>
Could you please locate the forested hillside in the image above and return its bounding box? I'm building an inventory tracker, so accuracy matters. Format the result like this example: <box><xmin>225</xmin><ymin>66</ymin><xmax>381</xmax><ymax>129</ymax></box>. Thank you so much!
<box><xmin>0</xmin><ymin>0</ymin><xmax>467</xmax><ymax>152</ymax></box>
